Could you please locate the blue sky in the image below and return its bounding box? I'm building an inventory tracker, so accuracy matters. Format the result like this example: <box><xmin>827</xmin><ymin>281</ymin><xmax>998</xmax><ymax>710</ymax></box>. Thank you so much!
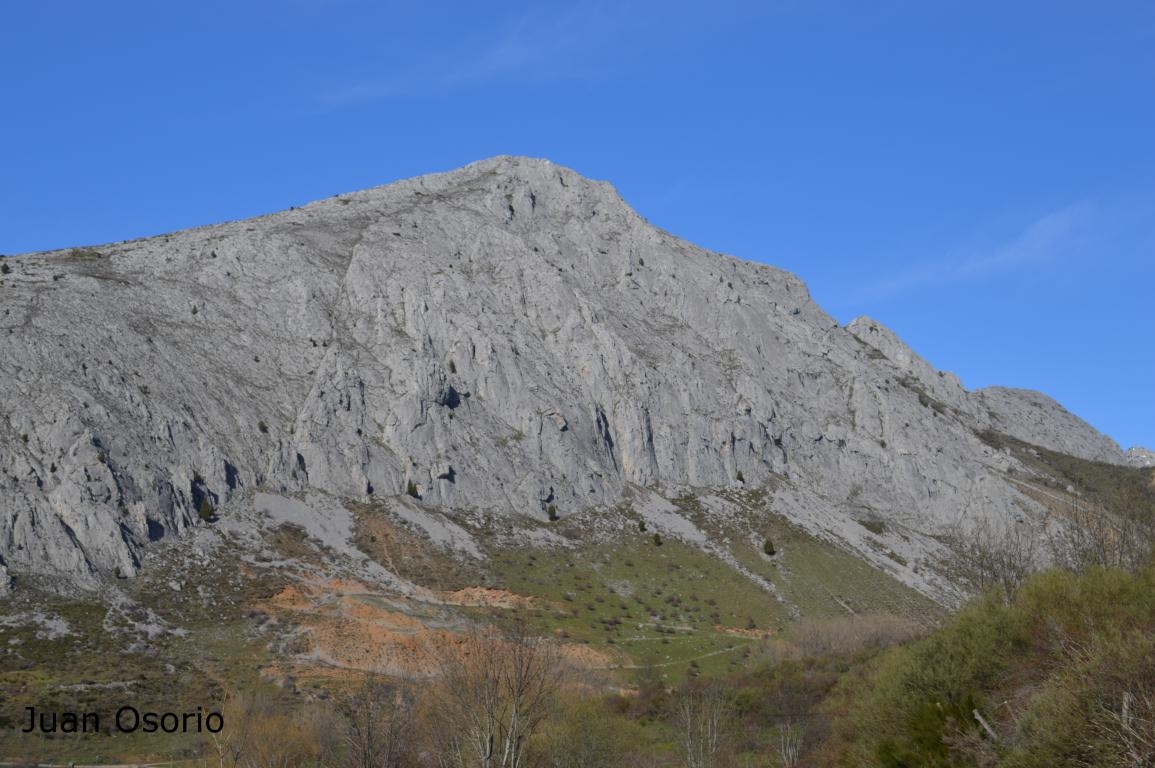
<box><xmin>2</xmin><ymin>1</ymin><xmax>1152</xmax><ymax>449</ymax></box>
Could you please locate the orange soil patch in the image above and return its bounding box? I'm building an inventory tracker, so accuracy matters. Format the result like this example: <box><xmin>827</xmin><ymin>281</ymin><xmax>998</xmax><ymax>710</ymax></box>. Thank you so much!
<box><xmin>440</xmin><ymin>587</ymin><xmax>538</xmax><ymax>609</ymax></box>
<box><xmin>556</xmin><ymin>641</ymin><xmax>620</xmax><ymax>668</ymax></box>
<box><xmin>260</xmin><ymin>578</ymin><xmax>612</xmax><ymax>681</ymax></box>
<box><xmin>260</xmin><ymin>578</ymin><xmax>449</xmax><ymax>677</ymax></box>
<box><xmin>715</xmin><ymin>624</ymin><xmax>774</xmax><ymax>639</ymax></box>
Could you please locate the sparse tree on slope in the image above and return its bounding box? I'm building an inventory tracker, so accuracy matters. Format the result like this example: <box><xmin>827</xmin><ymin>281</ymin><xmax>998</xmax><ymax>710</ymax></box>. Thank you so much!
<box><xmin>336</xmin><ymin>673</ymin><xmax>413</xmax><ymax>768</ymax></box>
<box><xmin>429</xmin><ymin>622</ymin><xmax>564</xmax><ymax>768</ymax></box>
<box><xmin>674</xmin><ymin>682</ymin><xmax>731</xmax><ymax>768</ymax></box>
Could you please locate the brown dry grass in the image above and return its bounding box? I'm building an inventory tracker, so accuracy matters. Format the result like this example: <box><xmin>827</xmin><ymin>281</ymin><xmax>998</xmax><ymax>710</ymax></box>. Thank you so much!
<box><xmin>348</xmin><ymin>502</ymin><xmax>484</xmax><ymax>591</ymax></box>
<box><xmin>779</xmin><ymin>613</ymin><xmax>925</xmax><ymax>660</ymax></box>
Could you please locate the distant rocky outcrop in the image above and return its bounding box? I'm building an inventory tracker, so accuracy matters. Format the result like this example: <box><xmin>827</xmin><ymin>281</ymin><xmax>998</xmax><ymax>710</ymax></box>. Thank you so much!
<box><xmin>0</xmin><ymin>156</ymin><xmax>1134</xmax><ymax>588</ymax></box>
<box><xmin>971</xmin><ymin>387</ymin><xmax>1128</xmax><ymax>466</ymax></box>
<box><xmin>1128</xmin><ymin>446</ymin><xmax>1155</xmax><ymax>468</ymax></box>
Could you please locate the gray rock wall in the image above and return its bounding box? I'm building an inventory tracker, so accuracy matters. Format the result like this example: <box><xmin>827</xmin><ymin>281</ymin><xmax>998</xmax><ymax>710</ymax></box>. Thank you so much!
<box><xmin>0</xmin><ymin>157</ymin><xmax>1129</xmax><ymax>586</ymax></box>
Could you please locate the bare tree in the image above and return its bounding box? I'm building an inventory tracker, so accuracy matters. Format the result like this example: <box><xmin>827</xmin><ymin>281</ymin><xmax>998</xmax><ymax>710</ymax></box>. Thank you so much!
<box><xmin>776</xmin><ymin>721</ymin><xmax>804</xmax><ymax>768</ymax></box>
<box><xmin>1048</xmin><ymin>495</ymin><xmax>1155</xmax><ymax>574</ymax></box>
<box><xmin>336</xmin><ymin>674</ymin><xmax>413</xmax><ymax>768</ymax></box>
<box><xmin>531</xmin><ymin>695</ymin><xmax>629</xmax><ymax>768</ymax></box>
<box><xmin>206</xmin><ymin>691</ymin><xmax>255</xmax><ymax>768</ymax></box>
<box><xmin>429</xmin><ymin>622</ymin><xmax>564</xmax><ymax>768</ymax></box>
<box><xmin>238</xmin><ymin>693</ymin><xmax>338</xmax><ymax>768</ymax></box>
<box><xmin>1096</xmin><ymin>687</ymin><xmax>1155</xmax><ymax>766</ymax></box>
<box><xmin>942</xmin><ymin>516</ymin><xmax>1038</xmax><ymax>603</ymax></box>
<box><xmin>673</xmin><ymin>682</ymin><xmax>731</xmax><ymax>768</ymax></box>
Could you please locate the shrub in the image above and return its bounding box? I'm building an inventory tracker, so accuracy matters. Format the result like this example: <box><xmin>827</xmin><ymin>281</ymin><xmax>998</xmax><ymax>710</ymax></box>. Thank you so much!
<box><xmin>198</xmin><ymin>498</ymin><xmax>216</xmax><ymax>522</ymax></box>
<box><xmin>736</xmin><ymin>470</ymin><xmax>745</xmax><ymax>483</ymax></box>
<box><xmin>652</xmin><ymin>533</ymin><xmax>663</xmax><ymax>547</ymax></box>
<box><xmin>547</xmin><ymin>504</ymin><xmax>558</xmax><ymax>522</ymax></box>
<box><xmin>826</xmin><ymin>562</ymin><xmax>1155</xmax><ymax>766</ymax></box>
<box><xmin>68</xmin><ymin>248</ymin><xmax>103</xmax><ymax>260</ymax></box>
<box><xmin>257</xmin><ymin>420</ymin><xmax>268</xmax><ymax>434</ymax></box>
<box><xmin>638</xmin><ymin>519</ymin><xmax>647</xmax><ymax>533</ymax></box>
<box><xmin>406</xmin><ymin>480</ymin><xmax>420</xmax><ymax>499</ymax></box>
<box><xmin>763</xmin><ymin>538</ymin><xmax>776</xmax><ymax>556</ymax></box>
<box><xmin>0</xmin><ymin>262</ymin><xmax>10</xmax><ymax>275</ymax></box>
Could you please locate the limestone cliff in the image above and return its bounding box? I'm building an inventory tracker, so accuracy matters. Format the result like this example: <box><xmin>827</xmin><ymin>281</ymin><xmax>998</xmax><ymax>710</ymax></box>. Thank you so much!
<box><xmin>0</xmin><ymin>157</ymin><xmax>1131</xmax><ymax>588</ymax></box>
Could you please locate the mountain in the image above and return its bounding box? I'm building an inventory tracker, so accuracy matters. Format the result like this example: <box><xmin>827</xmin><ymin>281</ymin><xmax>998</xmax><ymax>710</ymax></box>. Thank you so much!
<box><xmin>0</xmin><ymin>156</ymin><xmax>1138</xmax><ymax>600</ymax></box>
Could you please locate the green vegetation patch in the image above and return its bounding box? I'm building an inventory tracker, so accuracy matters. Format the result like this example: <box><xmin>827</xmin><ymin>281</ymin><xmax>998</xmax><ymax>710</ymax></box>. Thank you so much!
<box><xmin>63</xmin><ymin>247</ymin><xmax>104</xmax><ymax>261</ymax></box>
<box><xmin>0</xmin><ymin>533</ymin><xmax>294</xmax><ymax>763</ymax></box>
<box><xmin>898</xmin><ymin>375</ymin><xmax>951</xmax><ymax>416</ymax></box>
<box><xmin>482</xmin><ymin>535</ymin><xmax>787</xmax><ymax>681</ymax></box>
<box><xmin>730</xmin><ymin>521</ymin><xmax>939</xmax><ymax>623</ymax></box>
<box><xmin>824</xmin><ymin>562</ymin><xmax>1155</xmax><ymax>767</ymax></box>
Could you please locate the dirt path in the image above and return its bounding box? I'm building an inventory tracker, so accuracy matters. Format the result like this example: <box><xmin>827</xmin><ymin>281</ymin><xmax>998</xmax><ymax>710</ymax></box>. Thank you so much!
<box><xmin>593</xmin><ymin>640</ymin><xmax>750</xmax><ymax>671</ymax></box>
<box><xmin>1006</xmin><ymin>476</ymin><xmax>1078</xmax><ymax>509</ymax></box>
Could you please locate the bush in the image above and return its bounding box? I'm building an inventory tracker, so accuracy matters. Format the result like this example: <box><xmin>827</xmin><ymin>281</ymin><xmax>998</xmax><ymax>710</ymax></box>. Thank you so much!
<box><xmin>652</xmin><ymin>533</ymin><xmax>663</xmax><ymax>547</ymax></box>
<box><xmin>406</xmin><ymin>480</ymin><xmax>420</xmax><ymax>499</ymax></box>
<box><xmin>763</xmin><ymin>538</ymin><xmax>776</xmax><ymax>556</ymax></box>
<box><xmin>638</xmin><ymin>519</ymin><xmax>647</xmax><ymax>533</ymax></box>
<box><xmin>736</xmin><ymin>470</ymin><xmax>745</xmax><ymax>483</ymax></box>
<box><xmin>257</xmin><ymin>420</ymin><xmax>268</xmax><ymax>434</ymax></box>
<box><xmin>0</xmin><ymin>262</ymin><xmax>10</xmax><ymax>275</ymax></box>
<box><xmin>198</xmin><ymin>498</ymin><xmax>216</xmax><ymax>522</ymax></box>
<box><xmin>68</xmin><ymin>248</ymin><xmax>103</xmax><ymax>260</ymax></box>
<box><xmin>825</xmin><ymin>562</ymin><xmax>1155</xmax><ymax>767</ymax></box>
<box><xmin>547</xmin><ymin>504</ymin><xmax>558</xmax><ymax>522</ymax></box>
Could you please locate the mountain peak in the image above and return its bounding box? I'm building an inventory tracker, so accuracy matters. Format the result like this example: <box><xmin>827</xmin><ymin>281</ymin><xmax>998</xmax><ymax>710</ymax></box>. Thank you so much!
<box><xmin>0</xmin><ymin>158</ymin><xmax>1132</xmax><ymax>602</ymax></box>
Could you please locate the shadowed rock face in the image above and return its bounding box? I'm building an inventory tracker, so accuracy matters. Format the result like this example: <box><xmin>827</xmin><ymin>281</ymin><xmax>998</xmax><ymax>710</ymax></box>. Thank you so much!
<box><xmin>0</xmin><ymin>156</ymin><xmax>1131</xmax><ymax>586</ymax></box>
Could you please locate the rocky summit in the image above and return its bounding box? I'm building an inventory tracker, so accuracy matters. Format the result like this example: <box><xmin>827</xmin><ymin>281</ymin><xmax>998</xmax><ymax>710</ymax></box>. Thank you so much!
<box><xmin>0</xmin><ymin>157</ymin><xmax>1139</xmax><ymax>596</ymax></box>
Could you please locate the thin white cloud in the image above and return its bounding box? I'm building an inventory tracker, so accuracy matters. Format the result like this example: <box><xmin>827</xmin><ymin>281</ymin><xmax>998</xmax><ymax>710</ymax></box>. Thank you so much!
<box><xmin>318</xmin><ymin>78</ymin><xmax>408</xmax><ymax>105</ymax></box>
<box><xmin>447</xmin><ymin>5</ymin><xmax>601</xmax><ymax>84</ymax></box>
<box><xmin>315</xmin><ymin>3</ymin><xmax>628</xmax><ymax>105</ymax></box>
<box><xmin>861</xmin><ymin>202</ymin><xmax>1093</xmax><ymax>300</ymax></box>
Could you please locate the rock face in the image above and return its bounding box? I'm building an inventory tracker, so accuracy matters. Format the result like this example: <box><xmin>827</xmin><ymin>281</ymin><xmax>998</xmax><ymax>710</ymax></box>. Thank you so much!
<box><xmin>1128</xmin><ymin>447</ymin><xmax>1155</xmax><ymax>468</ymax></box>
<box><xmin>0</xmin><ymin>156</ymin><xmax>1132</xmax><ymax>586</ymax></box>
<box><xmin>971</xmin><ymin>387</ymin><xmax>1127</xmax><ymax>465</ymax></box>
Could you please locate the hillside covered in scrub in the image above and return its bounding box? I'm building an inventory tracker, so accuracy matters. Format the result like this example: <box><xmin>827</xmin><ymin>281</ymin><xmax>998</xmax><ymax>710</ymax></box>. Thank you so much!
<box><xmin>822</xmin><ymin>561</ymin><xmax>1155</xmax><ymax>766</ymax></box>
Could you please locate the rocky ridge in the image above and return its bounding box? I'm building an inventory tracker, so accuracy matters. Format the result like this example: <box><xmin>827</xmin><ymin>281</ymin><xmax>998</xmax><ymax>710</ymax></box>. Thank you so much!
<box><xmin>1128</xmin><ymin>446</ymin><xmax>1155</xmax><ymax>468</ymax></box>
<box><xmin>0</xmin><ymin>157</ymin><xmax>1141</xmax><ymax>597</ymax></box>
